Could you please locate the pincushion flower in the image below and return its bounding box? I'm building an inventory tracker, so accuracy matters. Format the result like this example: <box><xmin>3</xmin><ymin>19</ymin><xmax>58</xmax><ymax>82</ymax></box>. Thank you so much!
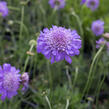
<box><xmin>0</xmin><ymin>64</ymin><xmax>21</xmax><ymax>101</ymax></box>
<box><xmin>37</xmin><ymin>26</ymin><xmax>82</xmax><ymax>64</ymax></box>
<box><xmin>0</xmin><ymin>1</ymin><xmax>8</xmax><ymax>17</ymax></box>
<box><xmin>21</xmin><ymin>72</ymin><xmax>29</xmax><ymax>91</ymax></box>
<box><xmin>96</xmin><ymin>37</ymin><xmax>109</xmax><ymax>50</ymax></box>
<box><xmin>86</xmin><ymin>0</ymin><xmax>99</xmax><ymax>11</ymax></box>
<box><xmin>96</xmin><ymin>38</ymin><xmax>105</xmax><ymax>48</ymax></box>
<box><xmin>49</xmin><ymin>0</ymin><xmax>65</xmax><ymax>9</ymax></box>
<box><xmin>91</xmin><ymin>20</ymin><xmax>104</xmax><ymax>36</ymax></box>
<box><xmin>80</xmin><ymin>0</ymin><xmax>86</xmax><ymax>5</ymax></box>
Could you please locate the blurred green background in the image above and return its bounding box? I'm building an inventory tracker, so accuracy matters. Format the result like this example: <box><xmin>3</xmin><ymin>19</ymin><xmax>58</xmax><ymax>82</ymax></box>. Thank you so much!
<box><xmin>0</xmin><ymin>0</ymin><xmax>109</xmax><ymax>109</ymax></box>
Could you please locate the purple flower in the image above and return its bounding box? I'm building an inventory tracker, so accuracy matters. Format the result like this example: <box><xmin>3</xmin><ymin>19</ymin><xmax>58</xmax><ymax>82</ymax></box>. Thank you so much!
<box><xmin>0</xmin><ymin>1</ymin><xmax>8</xmax><ymax>17</ymax></box>
<box><xmin>49</xmin><ymin>0</ymin><xmax>65</xmax><ymax>9</ymax></box>
<box><xmin>37</xmin><ymin>26</ymin><xmax>82</xmax><ymax>64</ymax></box>
<box><xmin>0</xmin><ymin>64</ymin><xmax>21</xmax><ymax>101</ymax></box>
<box><xmin>96</xmin><ymin>38</ymin><xmax>105</xmax><ymax>48</ymax></box>
<box><xmin>80</xmin><ymin>0</ymin><xmax>86</xmax><ymax>5</ymax></box>
<box><xmin>86</xmin><ymin>0</ymin><xmax>99</xmax><ymax>11</ymax></box>
<box><xmin>91</xmin><ymin>20</ymin><xmax>104</xmax><ymax>36</ymax></box>
<box><xmin>21</xmin><ymin>72</ymin><xmax>29</xmax><ymax>91</ymax></box>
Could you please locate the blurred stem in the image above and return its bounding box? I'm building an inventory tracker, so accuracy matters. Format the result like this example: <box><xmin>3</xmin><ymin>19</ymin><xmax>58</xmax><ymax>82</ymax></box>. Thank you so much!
<box><xmin>65</xmin><ymin>99</ymin><xmax>69</xmax><ymax>109</ymax></box>
<box><xmin>96</xmin><ymin>73</ymin><xmax>106</xmax><ymax>109</ymax></box>
<box><xmin>8</xmin><ymin>6</ymin><xmax>20</xmax><ymax>11</ymax></box>
<box><xmin>82</xmin><ymin>45</ymin><xmax>105</xmax><ymax>98</ymax></box>
<box><xmin>72</xmin><ymin>11</ymin><xmax>83</xmax><ymax>36</ymax></box>
<box><xmin>66</xmin><ymin>66</ymin><xmax>72</xmax><ymax>89</ymax></box>
<box><xmin>15</xmin><ymin>20</ymin><xmax>29</xmax><ymax>36</ymax></box>
<box><xmin>19</xmin><ymin>6</ymin><xmax>24</xmax><ymax>39</ymax></box>
<box><xmin>23</xmin><ymin>44</ymin><xmax>34</xmax><ymax>72</ymax></box>
<box><xmin>72</xmin><ymin>67</ymin><xmax>79</xmax><ymax>89</ymax></box>
<box><xmin>47</xmin><ymin>61</ymin><xmax>52</xmax><ymax>89</ymax></box>
<box><xmin>45</xmin><ymin>96</ymin><xmax>52</xmax><ymax>109</ymax></box>
<box><xmin>71</xmin><ymin>9</ymin><xmax>84</xmax><ymax>56</ymax></box>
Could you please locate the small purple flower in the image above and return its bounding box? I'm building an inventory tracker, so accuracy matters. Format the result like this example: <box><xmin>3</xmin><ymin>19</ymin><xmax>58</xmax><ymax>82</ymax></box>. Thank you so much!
<box><xmin>49</xmin><ymin>0</ymin><xmax>65</xmax><ymax>9</ymax></box>
<box><xmin>86</xmin><ymin>0</ymin><xmax>99</xmax><ymax>11</ymax></box>
<box><xmin>96</xmin><ymin>38</ymin><xmax>105</xmax><ymax>48</ymax></box>
<box><xmin>37</xmin><ymin>26</ymin><xmax>82</xmax><ymax>64</ymax></box>
<box><xmin>21</xmin><ymin>72</ymin><xmax>29</xmax><ymax>91</ymax></box>
<box><xmin>0</xmin><ymin>64</ymin><xmax>21</xmax><ymax>101</ymax></box>
<box><xmin>91</xmin><ymin>20</ymin><xmax>104</xmax><ymax>36</ymax></box>
<box><xmin>0</xmin><ymin>1</ymin><xmax>8</xmax><ymax>17</ymax></box>
<box><xmin>80</xmin><ymin>0</ymin><xmax>86</xmax><ymax>5</ymax></box>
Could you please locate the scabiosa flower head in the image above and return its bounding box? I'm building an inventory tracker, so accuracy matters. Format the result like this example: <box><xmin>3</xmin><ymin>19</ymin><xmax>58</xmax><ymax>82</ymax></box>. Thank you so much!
<box><xmin>91</xmin><ymin>20</ymin><xmax>104</xmax><ymax>36</ymax></box>
<box><xmin>103</xmin><ymin>33</ymin><xmax>109</xmax><ymax>39</ymax></box>
<box><xmin>86</xmin><ymin>0</ymin><xmax>99</xmax><ymax>11</ymax></box>
<box><xmin>21</xmin><ymin>72</ymin><xmax>29</xmax><ymax>91</ymax></box>
<box><xmin>80</xmin><ymin>0</ymin><xmax>86</xmax><ymax>5</ymax></box>
<box><xmin>96</xmin><ymin>38</ymin><xmax>105</xmax><ymax>48</ymax></box>
<box><xmin>0</xmin><ymin>1</ymin><xmax>8</xmax><ymax>17</ymax></box>
<box><xmin>37</xmin><ymin>26</ymin><xmax>82</xmax><ymax>64</ymax></box>
<box><xmin>49</xmin><ymin>0</ymin><xmax>65</xmax><ymax>9</ymax></box>
<box><xmin>0</xmin><ymin>64</ymin><xmax>21</xmax><ymax>101</ymax></box>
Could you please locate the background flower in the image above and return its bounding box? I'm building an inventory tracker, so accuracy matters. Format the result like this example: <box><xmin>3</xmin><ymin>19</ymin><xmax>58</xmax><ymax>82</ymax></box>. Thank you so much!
<box><xmin>80</xmin><ymin>0</ymin><xmax>86</xmax><ymax>5</ymax></box>
<box><xmin>49</xmin><ymin>0</ymin><xmax>65</xmax><ymax>9</ymax></box>
<box><xmin>0</xmin><ymin>64</ymin><xmax>21</xmax><ymax>101</ymax></box>
<box><xmin>91</xmin><ymin>20</ymin><xmax>104</xmax><ymax>36</ymax></box>
<box><xmin>86</xmin><ymin>0</ymin><xmax>99</xmax><ymax>11</ymax></box>
<box><xmin>96</xmin><ymin>38</ymin><xmax>105</xmax><ymax>48</ymax></box>
<box><xmin>0</xmin><ymin>1</ymin><xmax>8</xmax><ymax>17</ymax></box>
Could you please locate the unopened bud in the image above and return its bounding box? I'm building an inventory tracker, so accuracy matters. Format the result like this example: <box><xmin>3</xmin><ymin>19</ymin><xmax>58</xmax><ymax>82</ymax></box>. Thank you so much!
<box><xmin>103</xmin><ymin>33</ymin><xmax>109</xmax><ymax>39</ymax></box>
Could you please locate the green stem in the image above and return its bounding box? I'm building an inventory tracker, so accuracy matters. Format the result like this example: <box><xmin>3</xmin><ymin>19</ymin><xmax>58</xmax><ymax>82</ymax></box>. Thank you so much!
<box><xmin>65</xmin><ymin>99</ymin><xmax>69</xmax><ymax>109</ymax></box>
<box><xmin>23</xmin><ymin>44</ymin><xmax>34</xmax><ymax>72</ymax></box>
<box><xmin>8</xmin><ymin>6</ymin><xmax>20</xmax><ymax>11</ymax></box>
<box><xmin>66</xmin><ymin>66</ymin><xmax>72</xmax><ymax>89</ymax></box>
<box><xmin>72</xmin><ymin>67</ymin><xmax>79</xmax><ymax>89</ymax></box>
<box><xmin>82</xmin><ymin>45</ymin><xmax>104</xmax><ymax>98</ymax></box>
<box><xmin>72</xmin><ymin>11</ymin><xmax>83</xmax><ymax>36</ymax></box>
<box><xmin>96</xmin><ymin>73</ymin><xmax>106</xmax><ymax>109</ymax></box>
<box><xmin>19</xmin><ymin>6</ymin><xmax>24</xmax><ymax>39</ymax></box>
<box><xmin>47</xmin><ymin>61</ymin><xmax>52</xmax><ymax>89</ymax></box>
<box><xmin>45</xmin><ymin>96</ymin><xmax>52</xmax><ymax>109</ymax></box>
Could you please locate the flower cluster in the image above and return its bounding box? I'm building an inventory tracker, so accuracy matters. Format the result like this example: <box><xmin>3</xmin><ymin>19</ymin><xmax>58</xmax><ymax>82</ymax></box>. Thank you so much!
<box><xmin>37</xmin><ymin>26</ymin><xmax>82</xmax><ymax>64</ymax></box>
<box><xmin>49</xmin><ymin>0</ymin><xmax>65</xmax><ymax>9</ymax></box>
<box><xmin>81</xmin><ymin>0</ymin><xmax>99</xmax><ymax>11</ymax></box>
<box><xmin>0</xmin><ymin>1</ymin><xmax>8</xmax><ymax>17</ymax></box>
<box><xmin>91</xmin><ymin>20</ymin><xmax>104</xmax><ymax>36</ymax></box>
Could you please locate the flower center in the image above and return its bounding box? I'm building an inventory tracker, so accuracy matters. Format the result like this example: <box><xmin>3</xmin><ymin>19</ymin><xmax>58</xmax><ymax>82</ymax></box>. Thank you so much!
<box><xmin>51</xmin><ymin>32</ymin><xmax>67</xmax><ymax>51</ymax></box>
<box><xmin>54</xmin><ymin>0</ymin><xmax>60</xmax><ymax>6</ymax></box>
<box><xmin>90</xmin><ymin>1</ymin><xmax>95</xmax><ymax>6</ymax></box>
<box><xmin>94</xmin><ymin>25</ymin><xmax>100</xmax><ymax>32</ymax></box>
<box><xmin>3</xmin><ymin>73</ymin><xmax>17</xmax><ymax>91</ymax></box>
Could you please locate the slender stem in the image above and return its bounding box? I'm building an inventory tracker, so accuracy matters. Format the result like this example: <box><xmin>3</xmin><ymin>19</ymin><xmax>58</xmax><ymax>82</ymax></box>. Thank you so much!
<box><xmin>65</xmin><ymin>99</ymin><xmax>69</xmax><ymax>109</ymax></box>
<box><xmin>47</xmin><ymin>61</ymin><xmax>52</xmax><ymax>89</ymax></box>
<box><xmin>19</xmin><ymin>6</ymin><xmax>24</xmax><ymax>39</ymax></box>
<box><xmin>66</xmin><ymin>66</ymin><xmax>72</xmax><ymax>89</ymax></box>
<box><xmin>45</xmin><ymin>96</ymin><xmax>52</xmax><ymax>109</ymax></box>
<box><xmin>96</xmin><ymin>73</ymin><xmax>106</xmax><ymax>109</ymax></box>
<box><xmin>23</xmin><ymin>44</ymin><xmax>34</xmax><ymax>72</ymax></box>
<box><xmin>72</xmin><ymin>11</ymin><xmax>83</xmax><ymax>36</ymax></box>
<box><xmin>71</xmin><ymin>9</ymin><xmax>84</xmax><ymax>57</ymax></box>
<box><xmin>72</xmin><ymin>67</ymin><xmax>79</xmax><ymax>89</ymax></box>
<box><xmin>8</xmin><ymin>6</ymin><xmax>20</xmax><ymax>11</ymax></box>
<box><xmin>82</xmin><ymin>45</ymin><xmax>104</xmax><ymax>98</ymax></box>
